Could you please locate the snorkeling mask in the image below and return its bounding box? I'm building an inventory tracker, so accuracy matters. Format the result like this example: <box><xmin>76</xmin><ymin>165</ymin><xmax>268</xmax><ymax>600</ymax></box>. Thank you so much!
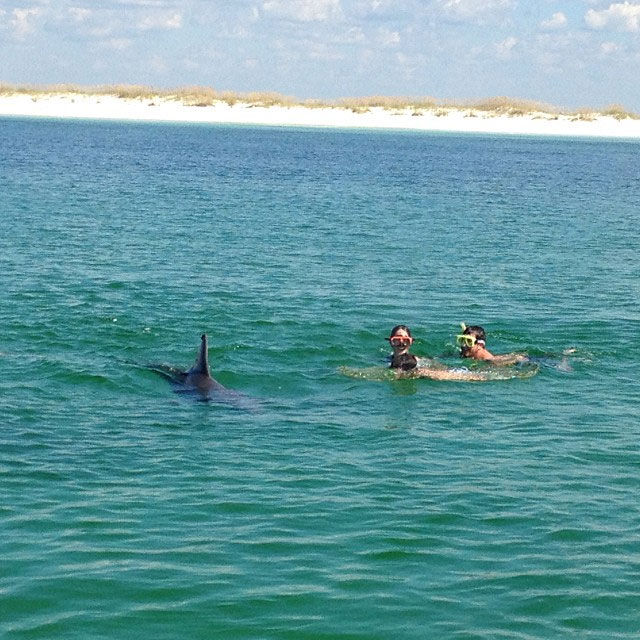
<box><xmin>456</xmin><ymin>334</ymin><xmax>476</xmax><ymax>348</ymax></box>
<box><xmin>455</xmin><ymin>323</ymin><xmax>484</xmax><ymax>348</ymax></box>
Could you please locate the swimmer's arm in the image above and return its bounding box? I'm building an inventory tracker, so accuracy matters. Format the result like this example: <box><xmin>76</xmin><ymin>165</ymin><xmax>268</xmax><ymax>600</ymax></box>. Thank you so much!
<box><xmin>468</xmin><ymin>345</ymin><xmax>526</xmax><ymax>365</ymax></box>
<box><xmin>401</xmin><ymin>366</ymin><xmax>493</xmax><ymax>382</ymax></box>
<box><xmin>487</xmin><ymin>352</ymin><xmax>527</xmax><ymax>365</ymax></box>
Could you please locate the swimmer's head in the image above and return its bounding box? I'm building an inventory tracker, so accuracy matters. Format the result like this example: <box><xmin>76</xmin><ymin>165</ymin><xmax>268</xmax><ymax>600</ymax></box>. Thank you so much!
<box><xmin>457</xmin><ymin>324</ymin><xmax>486</xmax><ymax>357</ymax></box>
<box><xmin>388</xmin><ymin>325</ymin><xmax>414</xmax><ymax>350</ymax></box>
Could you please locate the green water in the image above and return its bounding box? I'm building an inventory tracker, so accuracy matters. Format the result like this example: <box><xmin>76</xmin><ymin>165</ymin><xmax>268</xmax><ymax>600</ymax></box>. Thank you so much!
<box><xmin>1</xmin><ymin>118</ymin><xmax>639</xmax><ymax>638</ymax></box>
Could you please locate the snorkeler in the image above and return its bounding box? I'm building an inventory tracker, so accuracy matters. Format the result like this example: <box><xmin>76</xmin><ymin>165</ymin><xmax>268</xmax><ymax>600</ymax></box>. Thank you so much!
<box><xmin>387</xmin><ymin>326</ymin><xmax>503</xmax><ymax>381</ymax></box>
<box><xmin>456</xmin><ymin>324</ymin><xmax>526</xmax><ymax>365</ymax></box>
<box><xmin>388</xmin><ymin>325</ymin><xmax>419</xmax><ymax>371</ymax></box>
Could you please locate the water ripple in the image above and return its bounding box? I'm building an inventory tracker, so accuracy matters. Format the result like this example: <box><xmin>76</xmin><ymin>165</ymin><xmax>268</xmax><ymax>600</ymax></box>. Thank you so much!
<box><xmin>2</xmin><ymin>121</ymin><xmax>640</xmax><ymax>639</ymax></box>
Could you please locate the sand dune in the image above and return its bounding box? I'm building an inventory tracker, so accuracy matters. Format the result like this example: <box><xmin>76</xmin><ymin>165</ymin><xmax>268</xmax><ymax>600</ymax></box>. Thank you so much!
<box><xmin>1</xmin><ymin>92</ymin><xmax>639</xmax><ymax>139</ymax></box>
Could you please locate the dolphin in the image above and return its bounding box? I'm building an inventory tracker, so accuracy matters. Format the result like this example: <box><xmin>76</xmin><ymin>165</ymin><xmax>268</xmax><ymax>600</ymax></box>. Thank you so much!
<box><xmin>149</xmin><ymin>334</ymin><xmax>254</xmax><ymax>407</ymax></box>
<box><xmin>181</xmin><ymin>333</ymin><xmax>226</xmax><ymax>395</ymax></box>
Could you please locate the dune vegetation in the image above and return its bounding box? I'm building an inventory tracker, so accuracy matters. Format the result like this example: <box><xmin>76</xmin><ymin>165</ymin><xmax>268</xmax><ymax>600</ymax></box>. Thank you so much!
<box><xmin>0</xmin><ymin>83</ymin><xmax>638</xmax><ymax>120</ymax></box>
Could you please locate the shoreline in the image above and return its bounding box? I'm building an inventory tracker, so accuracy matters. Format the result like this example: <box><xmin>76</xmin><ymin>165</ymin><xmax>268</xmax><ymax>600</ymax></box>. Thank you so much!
<box><xmin>2</xmin><ymin>92</ymin><xmax>640</xmax><ymax>139</ymax></box>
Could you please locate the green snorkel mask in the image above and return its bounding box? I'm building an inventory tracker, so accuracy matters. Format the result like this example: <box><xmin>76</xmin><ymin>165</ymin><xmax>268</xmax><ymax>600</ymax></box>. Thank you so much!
<box><xmin>455</xmin><ymin>323</ymin><xmax>476</xmax><ymax>348</ymax></box>
<box><xmin>456</xmin><ymin>334</ymin><xmax>476</xmax><ymax>348</ymax></box>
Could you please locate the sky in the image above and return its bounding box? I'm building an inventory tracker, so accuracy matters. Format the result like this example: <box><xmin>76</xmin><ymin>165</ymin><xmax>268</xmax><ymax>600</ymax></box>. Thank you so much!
<box><xmin>1</xmin><ymin>0</ymin><xmax>639</xmax><ymax>110</ymax></box>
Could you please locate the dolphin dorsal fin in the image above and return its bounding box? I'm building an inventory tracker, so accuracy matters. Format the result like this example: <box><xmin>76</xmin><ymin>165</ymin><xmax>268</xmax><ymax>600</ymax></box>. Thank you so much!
<box><xmin>189</xmin><ymin>334</ymin><xmax>210</xmax><ymax>376</ymax></box>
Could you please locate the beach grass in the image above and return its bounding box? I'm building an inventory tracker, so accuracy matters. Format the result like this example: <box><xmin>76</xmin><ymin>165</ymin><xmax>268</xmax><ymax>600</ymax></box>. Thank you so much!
<box><xmin>450</xmin><ymin>96</ymin><xmax>559</xmax><ymax>116</ymax></box>
<box><xmin>0</xmin><ymin>83</ymin><xmax>637</xmax><ymax>119</ymax></box>
<box><xmin>336</xmin><ymin>95</ymin><xmax>438</xmax><ymax>113</ymax></box>
<box><xmin>600</xmin><ymin>103</ymin><xmax>640</xmax><ymax>120</ymax></box>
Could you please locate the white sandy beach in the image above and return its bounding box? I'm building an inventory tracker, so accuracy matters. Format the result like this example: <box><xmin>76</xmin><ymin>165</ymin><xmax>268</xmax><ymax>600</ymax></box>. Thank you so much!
<box><xmin>1</xmin><ymin>92</ymin><xmax>640</xmax><ymax>139</ymax></box>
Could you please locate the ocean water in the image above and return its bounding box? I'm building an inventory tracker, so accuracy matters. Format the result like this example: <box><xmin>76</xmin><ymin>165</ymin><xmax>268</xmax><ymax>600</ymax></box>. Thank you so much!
<box><xmin>1</xmin><ymin>117</ymin><xmax>639</xmax><ymax>639</ymax></box>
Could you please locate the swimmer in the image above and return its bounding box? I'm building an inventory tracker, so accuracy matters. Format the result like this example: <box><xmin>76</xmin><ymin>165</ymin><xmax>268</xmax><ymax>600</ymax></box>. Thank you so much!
<box><xmin>388</xmin><ymin>325</ymin><xmax>419</xmax><ymax>371</ymax></box>
<box><xmin>457</xmin><ymin>324</ymin><xmax>527</xmax><ymax>365</ymax></box>
<box><xmin>386</xmin><ymin>326</ymin><xmax>503</xmax><ymax>382</ymax></box>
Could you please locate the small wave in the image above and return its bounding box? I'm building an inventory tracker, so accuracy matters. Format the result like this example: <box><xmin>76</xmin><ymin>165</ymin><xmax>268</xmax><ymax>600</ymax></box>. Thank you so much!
<box><xmin>52</xmin><ymin>369</ymin><xmax>119</xmax><ymax>388</ymax></box>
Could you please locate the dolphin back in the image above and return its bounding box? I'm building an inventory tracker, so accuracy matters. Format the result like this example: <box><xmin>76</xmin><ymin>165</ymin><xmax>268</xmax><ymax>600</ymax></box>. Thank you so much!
<box><xmin>188</xmin><ymin>334</ymin><xmax>211</xmax><ymax>376</ymax></box>
<box><xmin>148</xmin><ymin>333</ymin><xmax>256</xmax><ymax>407</ymax></box>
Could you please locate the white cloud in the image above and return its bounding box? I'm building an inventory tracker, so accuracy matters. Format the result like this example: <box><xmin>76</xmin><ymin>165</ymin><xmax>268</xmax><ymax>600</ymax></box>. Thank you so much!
<box><xmin>68</xmin><ymin>7</ymin><xmax>91</xmax><ymax>22</ymax></box>
<box><xmin>353</xmin><ymin>0</ymin><xmax>418</xmax><ymax>20</ymax></box>
<box><xmin>113</xmin><ymin>0</ymin><xmax>178</xmax><ymax>6</ymax></box>
<box><xmin>345</xmin><ymin>26</ymin><xmax>365</xmax><ymax>43</ymax></box>
<box><xmin>437</xmin><ymin>0</ymin><xmax>513</xmax><ymax>21</ymax></box>
<box><xmin>60</xmin><ymin>5</ymin><xmax>184</xmax><ymax>39</ymax></box>
<box><xmin>378</xmin><ymin>27</ymin><xmax>400</xmax><ymax>46</ymax></box>
<box><xmin>495</xmin><ymin>35</ymin><xmax>517</xmax><ymax>58</ymax></box>
<box><xmin>585</xmin><ymin>2</ymin><xmax>640</xmax><ymax>31</ymax></box>
<box><xmin>262</xmin><ymin>0</ymin><xmax>342</xmax><ymax>22</ymax></box>
<box><xmin>137</xmin><ymin>11</ymin><xmax>182</xmax><ymax>30</ymax></box>
<box><xmin>540</xmin><ymin>12</ymin><xmax>567</xmax><ymax>30</ymax></box>
<box><xmin>11</xmin><ymin>7</ymin><xmax>42</xmax><ymax>38</ymax></box>
<box><xmin>600</xmin><ymin>40</ymin><xmax>620</xmax><ymax>53</ymax></box>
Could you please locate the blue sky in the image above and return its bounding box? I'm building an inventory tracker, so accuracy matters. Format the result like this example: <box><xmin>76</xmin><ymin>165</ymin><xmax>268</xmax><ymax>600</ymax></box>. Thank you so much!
<box><xmin>1</xmin><ymin>0</ymin><xmax>639</xmax><ymax>110</ymax></box>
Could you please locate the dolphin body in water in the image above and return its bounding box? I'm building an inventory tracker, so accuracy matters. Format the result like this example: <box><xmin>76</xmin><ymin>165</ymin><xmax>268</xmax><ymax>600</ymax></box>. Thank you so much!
<box><xmin>150</xmin><ymin>334</ymin><xmax>254</xmax><ymax>407</ymax></box>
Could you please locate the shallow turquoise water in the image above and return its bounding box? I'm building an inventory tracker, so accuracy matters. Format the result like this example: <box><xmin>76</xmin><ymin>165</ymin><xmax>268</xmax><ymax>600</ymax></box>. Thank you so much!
<box><xmin>1</xmin><ymin>118</ymin><xmax>639</xmax><ymax>638</ymax></box>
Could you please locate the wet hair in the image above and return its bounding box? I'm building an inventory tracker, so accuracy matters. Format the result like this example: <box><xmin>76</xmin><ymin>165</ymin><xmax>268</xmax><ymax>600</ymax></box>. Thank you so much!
<box><xmin>390</xmin><ymin>353</ymin><xmax>418</xmax><ymax>371</ymax></box>
<box><xmin>390</xmin><ymin>325</ymin><xmax>412</xmax><ymax>338</ymax></box>
<box><xmin>460</xmin><ymin>325</ymin><xmax>486</xmax><ymax>357</ymax></box>
<box><xmin>465</xmin><ymin>326</ymin><xmax>486</xmax><ymax>342</ymax></box>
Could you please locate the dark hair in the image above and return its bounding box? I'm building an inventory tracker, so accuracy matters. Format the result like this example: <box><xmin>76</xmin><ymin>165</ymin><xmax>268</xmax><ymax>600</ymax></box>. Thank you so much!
<box><xmin>460</xmin><ymin>325</ymin><xmax>486</xmax><ymax>357</ymax></box>
<box><xmin>465</xmin><ymin>326</ymin><xmax>486</xmax><ymax>342</ymax></box>
<box><xmin>390</xmin><ymin>325</ymin><xmax>412</xmax><ymax>338</ymax></box>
